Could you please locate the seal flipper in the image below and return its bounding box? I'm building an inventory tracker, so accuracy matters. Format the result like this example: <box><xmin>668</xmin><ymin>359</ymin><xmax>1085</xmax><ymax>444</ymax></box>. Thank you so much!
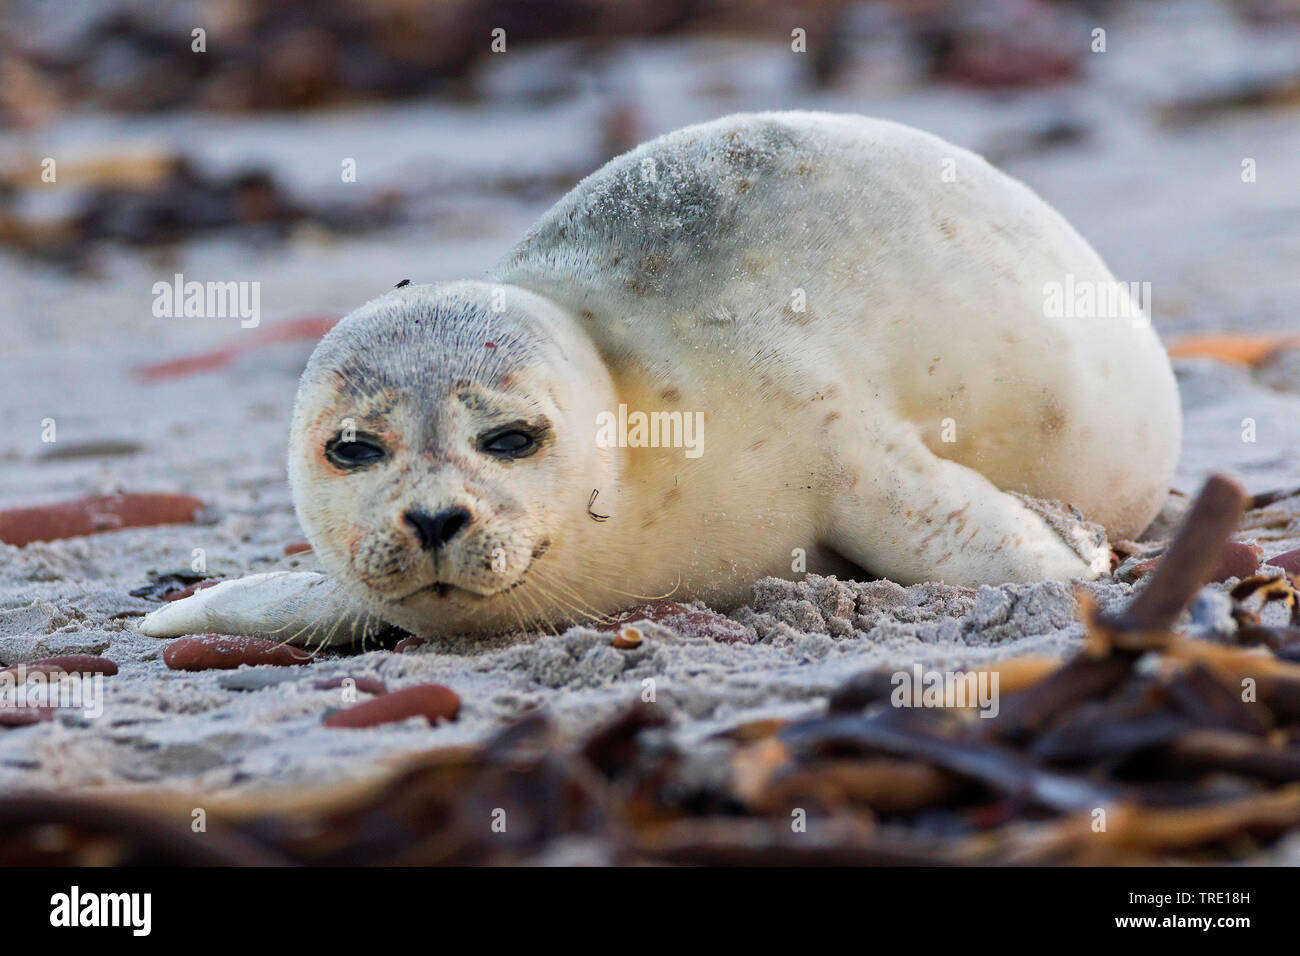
<box><xmin>138</xmin><ymin>572</ymin><xmax>383</xmax><ymax>648</ymax></box>
<box><xmin>821</xmin><ymin>423</ymin><xmax>1109</xmax><ymax>587</ymax></box>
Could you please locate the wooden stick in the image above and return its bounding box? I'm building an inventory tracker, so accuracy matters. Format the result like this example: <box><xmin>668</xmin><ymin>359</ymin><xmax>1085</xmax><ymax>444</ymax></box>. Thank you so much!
<box><xmin>1105</xmin><ymin>474</ymin><xmax>1247</xmax><ymax>633</ymax></box>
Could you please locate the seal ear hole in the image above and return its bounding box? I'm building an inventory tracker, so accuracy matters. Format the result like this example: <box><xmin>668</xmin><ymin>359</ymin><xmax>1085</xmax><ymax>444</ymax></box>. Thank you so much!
<box><xmin>477</xmin><ymin>421</ymin><xmax>546</xmax><ymax>460</ymax></box>
<box><xmin>324</xmin><ymin>433</ymin><xmax>389</xmax><ymax>470</ymax></box>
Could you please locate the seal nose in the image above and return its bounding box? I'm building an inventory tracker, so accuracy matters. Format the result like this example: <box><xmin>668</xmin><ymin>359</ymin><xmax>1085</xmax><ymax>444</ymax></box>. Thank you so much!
<box><xmin>404</xmin><ymin>506</ymin><xmax>472</xmax><ymax>551</ymax></box>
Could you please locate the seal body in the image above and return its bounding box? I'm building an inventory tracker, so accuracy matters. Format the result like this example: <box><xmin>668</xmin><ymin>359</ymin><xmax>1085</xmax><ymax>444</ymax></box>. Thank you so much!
<box><xmin>488</xmin><ymin>111</ymin><xmax>1179</xmax><ymax>583</ymax></box>
<box><xmin>148</xmin><ymin>112</ymin><xmax>1182</xmax><ymax>643</ymax></box>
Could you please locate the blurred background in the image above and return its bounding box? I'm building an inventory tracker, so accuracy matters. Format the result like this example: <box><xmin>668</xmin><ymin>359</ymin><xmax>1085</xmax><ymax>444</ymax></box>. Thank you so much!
<box><xmin>1</xmin><ymin>0</ymin><xmax>1299</xmax><ymax>505</ymax></box>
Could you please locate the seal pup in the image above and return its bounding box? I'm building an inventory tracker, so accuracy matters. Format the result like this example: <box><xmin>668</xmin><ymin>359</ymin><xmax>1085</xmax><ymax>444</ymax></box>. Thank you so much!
<box><xmin>141</xmin><ymin>111</ymin><xmax>1180</xmax><ymax>645</ymax></box>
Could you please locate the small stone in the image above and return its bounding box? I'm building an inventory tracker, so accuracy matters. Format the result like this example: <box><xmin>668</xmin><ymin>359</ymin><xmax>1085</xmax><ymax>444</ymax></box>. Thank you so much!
<box><xmin>323</xmin><ymin>683</ymin><xmax>459</xmax><ymax>728</ymax></box>
<box><xmin>312</xmin><ymin>675</ymin><xmax>387</xmax><ymax>696</ymax></box>
<box><xmin>0</xmin><ymin>655</ymin><xmax>118</xmax><ymax>679</ymax></box>
<box><xmin>612</xmin><ymin>625</ymin><xmax>643</xmax><ymax>649</ymax></box>
<box><xmin>1130</xmin><ymin>541</ymin><xmax>1261</xmax><ymax>584</ymax></box>
<box><xmin>0</xmin><ymin>492</ymin><xmax>205</xmax><ymax>547</ymax></box>
<box><xmin>163</xmin><ymin>635</ymin><xmax>313</xmax><ymax>671</ymax></box>
<box><xmin>0</xmin><ymin>707</ymin><xmax>56</xmax><ymax>727</ymax></box>
<box><xmin>163</xmin><ymin>580</ymin><xmax>221</xmax><ymax>602</ymax></box>
<box><xmin>1265</xmin><ymin>549</ymin><xmax>1300</xmax><ymax>576</ymax></box>
<box><xmin>218</xmin><ymin>670</ymin><xmax>302</xmax><ymax>691</ymax></box>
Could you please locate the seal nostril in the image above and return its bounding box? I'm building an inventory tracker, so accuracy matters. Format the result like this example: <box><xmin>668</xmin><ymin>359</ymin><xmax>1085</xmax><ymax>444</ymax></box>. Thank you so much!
<box><xmin>404</xmin><ymin>506</ymin><xmax>473</xmax><ymax>551</ymax></box>
<box><xmin>437</xmin><ymin>507</ymin><xmax>471</xmax><ymax>544</ymax></box>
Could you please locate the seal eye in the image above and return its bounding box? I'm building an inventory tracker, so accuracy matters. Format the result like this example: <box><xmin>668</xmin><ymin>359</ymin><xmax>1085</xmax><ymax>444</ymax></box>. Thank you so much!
<box><xmin>478</xmin><ymin>428</ymin><xmax>538</xmax><ymax>459</ymax></box>
<box><xmin>325</xmin><ymin>436</ymin><xmax>388</xmax><ymax>470</ymax></box>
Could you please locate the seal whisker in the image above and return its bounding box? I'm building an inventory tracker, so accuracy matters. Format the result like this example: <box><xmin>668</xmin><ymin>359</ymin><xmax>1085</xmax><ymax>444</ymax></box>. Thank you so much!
<box><xmin>514</xmin><ymin>583</ymin><xmax>561</xmax><ymax>638</ymax></box>
<box><xmin>508</xmin><ymin>590</ymin><xmax>548</xmax><ymax>638</ymax></box>
<box><xmin>529</xmin><ymin>569</ymin><xmax>617</xmax><ymax>626</ymax></box>
<box><xmin>495</xmin><ymin>582</ymin><xmax>535</xmax><ymax>638</ymax></box>
<box><xmin>563</xmin><ymin>566</ymin><xmax>683</xmax><ymax>603</ymax></box>
<box><xmin>501</xmin><ymin>589</ymin><xmax>537</xmax><ymax>639</ymax></box>
<box><xmin>526</xmin><ymin>574</ymin><xmax>607</xmax><ymax>627</ymax></box>
<box><xmin>311</xmin><ymin>615</ymin><xmax>349</xmax><ymax>657</ymax></box>
<box><xmin>264</xmin><ymin>609</ymin><xmax>327</xmax><ymax>649</ymax></box>
<box><xmin>359</xmin><ymin>611</ymin><xmax>385</xmax><ymax>652</ymax></box>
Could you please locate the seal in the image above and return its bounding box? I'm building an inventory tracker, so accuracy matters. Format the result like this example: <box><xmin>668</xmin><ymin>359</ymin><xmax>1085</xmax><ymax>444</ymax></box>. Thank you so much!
<box><xmin>140</xmin><ymin>111</ymin><xmax>1181</xmax><ymax>645</ymax></box>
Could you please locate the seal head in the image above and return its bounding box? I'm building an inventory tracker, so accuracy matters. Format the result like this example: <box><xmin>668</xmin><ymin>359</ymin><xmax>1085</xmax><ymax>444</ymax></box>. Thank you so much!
<box><xmin>288</xmin><ymin>281</ymin><xmax>617</xmax><ymax>636</ymax></box>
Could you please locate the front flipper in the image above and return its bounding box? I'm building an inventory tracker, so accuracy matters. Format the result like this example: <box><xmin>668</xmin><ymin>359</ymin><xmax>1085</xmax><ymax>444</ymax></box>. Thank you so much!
<box><xmin>822</xmin><ymin>424</ymin><xmax>1110</xmax><ymax>587</ymax></box>
<box><xmin>138</xmin><ymin>572</ymin><xmax>384</xmax><ymax>648</ymax></box>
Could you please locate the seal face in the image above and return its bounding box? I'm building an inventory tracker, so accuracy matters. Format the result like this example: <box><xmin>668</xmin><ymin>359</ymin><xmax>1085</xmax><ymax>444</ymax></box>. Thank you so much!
<box><xmin>288</xmin><ymin>282</ymin><xmax>621</xmax><ymax>636</ymax></box>
<box><xmin>271</xmin><ymin>111</ymin><xmax>1180</xmax><ymax>641</ymax></box>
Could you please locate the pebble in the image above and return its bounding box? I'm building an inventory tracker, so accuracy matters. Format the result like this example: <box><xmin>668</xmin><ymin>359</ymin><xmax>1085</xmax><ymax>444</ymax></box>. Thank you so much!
<box><xmin>162</xmin><ymin>635</ymin><xmax>313</xmax><ymax>671</ymax></box>
<box><xmin>0</xmin><ymin>492</ymin><xmax>204</xmax><ymax>546</ymax></box>
<box><xmin>312</xmin><ymin>676</ymin><xmax>387</xmax><ymax>696</ymax></box>
<box><xmin>612</xmin><ymin>625</ymin><xmax>643</xmax><ymax>649</ymax></box>
<box><xmin>0</xmin><ymin>655</ymin><xmax>118</xmax><ymax>679</ymax></box>
<box><xmin>0</xmin><ymin>707</ymin><xmax>56</xmax><ymax>727</ymax></box>
<box><xmin>163</xmin><ymin>580</ymin><xmax>222</xmax><ymax>602</ymax></box>
<box><xmin>217</xmin><ymin>670</ymin><xmax>304</xmax><ymax>691</ymax></box>
<box><xmin>1131</xmin><ymin>541</ymin><xmax>1261</xmax><ymax>584</ymax></box>
<box><xmin>322</xmin><ymin>683</ymin><xmax>459</xmax><ymax>728</ymax></box>
<box><xmin>1266</xmin><ymin>549</ymin><xmax>1300</xmax><ymax>575</ymax></box>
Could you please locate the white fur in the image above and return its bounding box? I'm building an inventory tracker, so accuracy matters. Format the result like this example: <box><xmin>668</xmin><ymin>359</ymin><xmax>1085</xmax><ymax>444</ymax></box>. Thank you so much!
<box><xmin>142</xmin><ymin>113</ymin><xmax>1180</xmax><ymax>644</ymax></box>
<box><xmin>139</xmin><ymin>572</ymin><xmax>372</xmax><ymax>644</ymax></box>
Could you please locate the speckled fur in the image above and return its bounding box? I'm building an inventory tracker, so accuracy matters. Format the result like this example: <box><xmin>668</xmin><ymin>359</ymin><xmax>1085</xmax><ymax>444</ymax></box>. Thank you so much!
<box><xmin>253</xmin><ymin>112</ymin><xmax>1179</xmax><ymax>641</ymax></box>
